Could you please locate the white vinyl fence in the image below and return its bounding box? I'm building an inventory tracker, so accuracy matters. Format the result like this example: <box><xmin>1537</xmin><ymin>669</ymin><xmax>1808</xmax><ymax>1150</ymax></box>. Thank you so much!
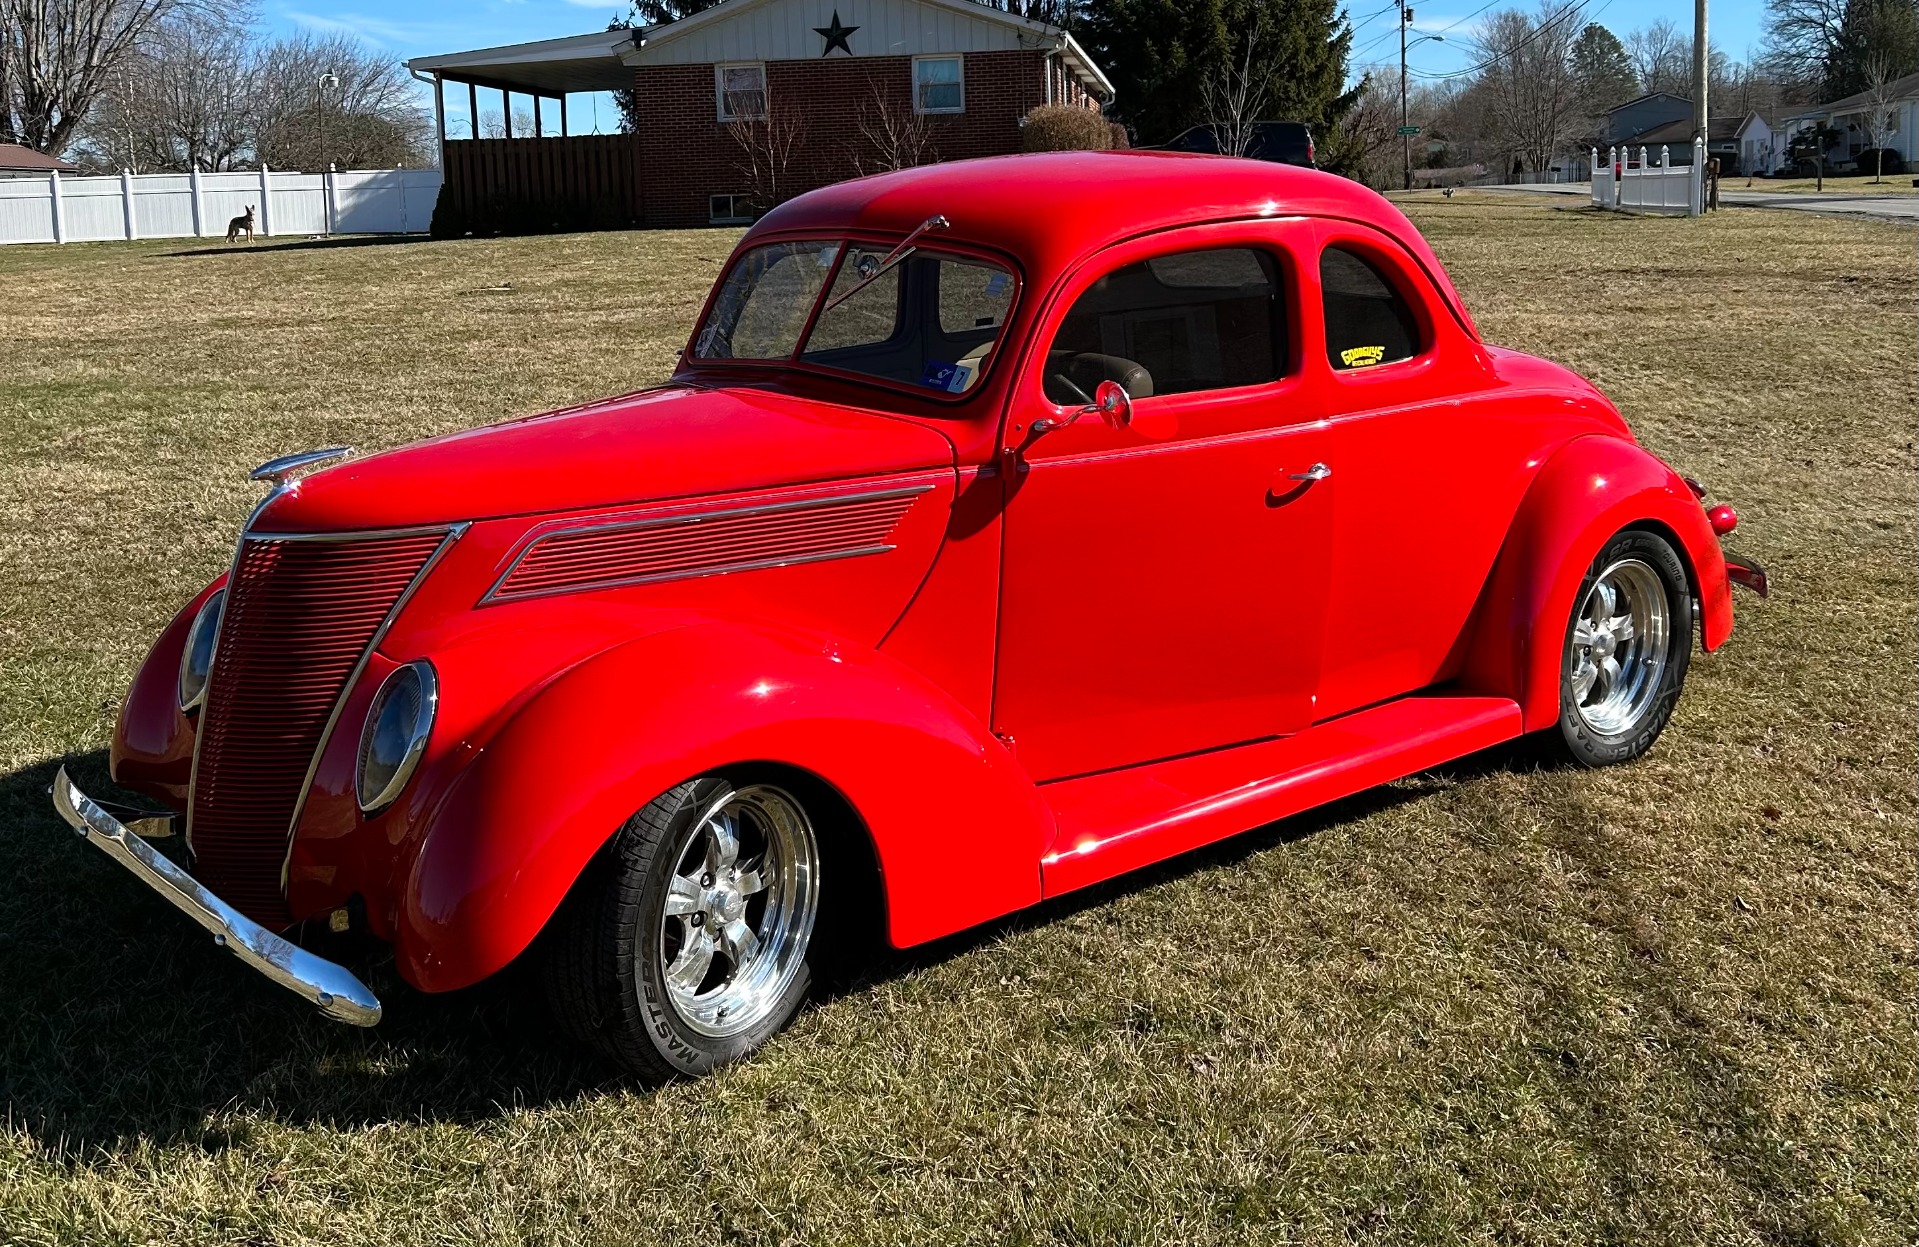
<box><xmin>1589</xmin><ymin>140</ymin><xmax>1704</xmax><ymax>216</ymax></box>
<box><xmin>0</xmin><ymin>166</ymin><xmax>442</xmax><ymax>246</ymax></box>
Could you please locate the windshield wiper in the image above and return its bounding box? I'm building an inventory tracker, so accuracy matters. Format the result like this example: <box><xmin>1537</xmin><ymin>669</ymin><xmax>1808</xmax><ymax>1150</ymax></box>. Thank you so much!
<box><xmin>819</xmin><ymin>214</ymin><xmax>950</xmax><ymax>314</ymax></box>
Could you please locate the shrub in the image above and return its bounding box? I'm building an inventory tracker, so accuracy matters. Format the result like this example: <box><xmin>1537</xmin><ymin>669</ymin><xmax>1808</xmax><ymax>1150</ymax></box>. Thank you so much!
<box><xmin>1855</xmin><ymin>149</ymin><xmax>1905</xmax><ymax>176</ymax></box>
<box><xmin>1021</xmin><ymin>104</ymin><xmax>1113</xmax><ymax>153</ymax></box>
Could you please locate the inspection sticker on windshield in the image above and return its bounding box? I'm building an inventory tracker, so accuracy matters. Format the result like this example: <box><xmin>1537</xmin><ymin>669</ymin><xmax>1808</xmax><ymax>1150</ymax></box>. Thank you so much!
<box><xmin>816</xmin><ymin>244</ymin><xmax>841</xmax><ymax>268</ymax></box>
<box><xmin>984</xmin><ymin>273</ymin><xmax>1010</xmax><ymax>297</ymax></box>
<box><xmin>921</xmin><ymin>361</ymin><xmax>972</xmax><ymax>393</ymax></box>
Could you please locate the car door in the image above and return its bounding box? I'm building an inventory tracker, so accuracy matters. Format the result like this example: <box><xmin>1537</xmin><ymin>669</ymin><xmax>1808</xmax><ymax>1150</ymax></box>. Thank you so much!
<box><xmin>1307</xmin><ymin>221</ymin><xmax>1538</xmax><ymax>720</ymax></box>
<box><xmin>991</xmin><ymin>223</ymin><xmax>1334</xmax><ymax>783</ymax></box>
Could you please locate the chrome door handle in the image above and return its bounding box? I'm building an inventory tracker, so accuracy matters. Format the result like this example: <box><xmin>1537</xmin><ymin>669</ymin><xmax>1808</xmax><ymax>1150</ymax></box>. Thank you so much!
<box><xmin>1287</xmin><ymin>463</ymin><xmax>1331</xmax><ymax>482</ymax></box>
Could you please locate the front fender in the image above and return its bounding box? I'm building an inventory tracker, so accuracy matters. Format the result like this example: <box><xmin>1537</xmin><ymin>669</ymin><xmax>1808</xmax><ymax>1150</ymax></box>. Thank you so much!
<box><xmin>1461</xmin><ymin>434</ymin><xmax>1731</xmax><ymax>731</ymax></box>
<box><xmin>394</xmin><ymin>621</ymin><xmax>1052</xmax><ymax>993</ymax></box>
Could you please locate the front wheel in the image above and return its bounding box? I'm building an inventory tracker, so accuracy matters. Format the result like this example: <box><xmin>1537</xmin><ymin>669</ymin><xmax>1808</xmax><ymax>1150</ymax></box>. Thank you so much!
<box><xmin>547</xmin><ymin>776</ymin><xmax>822</xmax><ymax>1082</ymax></box>
<box><xmin>1553</xmin><ymin>529</ymin><xmax>1693</xmax><ymax>767</ymax></box>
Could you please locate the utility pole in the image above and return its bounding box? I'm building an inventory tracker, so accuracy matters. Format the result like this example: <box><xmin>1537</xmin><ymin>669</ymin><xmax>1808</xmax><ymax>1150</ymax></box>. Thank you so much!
<box><xmin>1400</xmin><ymin>1</ymin><xmax>1412</xmax><ymax>191</ymax></box>
<box><xmin>1692</xmin><ymin>0</ymin><xmax>1708</xmax><ymax>151</ymax></box>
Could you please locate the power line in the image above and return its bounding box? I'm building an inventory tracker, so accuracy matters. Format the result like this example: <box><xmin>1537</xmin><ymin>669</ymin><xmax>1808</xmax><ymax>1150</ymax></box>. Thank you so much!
<box><xmin>1404</xmin><ymin>0</ymin><xmax>1606</xmax><ymax>80</ymax></box>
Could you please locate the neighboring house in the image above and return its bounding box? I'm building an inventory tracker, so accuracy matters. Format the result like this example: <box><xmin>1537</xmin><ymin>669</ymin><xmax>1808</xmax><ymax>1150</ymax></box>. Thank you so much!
<box><xmin>1617</xmin><ymin>114</ymin><xmax>1740</xmax><ymax>169</ymax></box>
<box><xmin>0</xmin><ymin>143</ymin><xmax>78</xmax><ymax>179</ymax></box>
<box><xmin>1735</xmin><ymin>107</ymin><xmax>1790</xmax><ymax>176</ymax></box>
<box><xmin>407</xmin><ymin>0</ymin><xmax>1113</xmax><ymax>232</ymax></box>
<box><xmin>1604</xmin><ymin>93</ymin><xmax>1692</xmax><ymax>147</ymax></box>
<box><xmin>1783</xmin><ymin>70</ymin><xmax>1919</xmax><ymax>169</ymax></box>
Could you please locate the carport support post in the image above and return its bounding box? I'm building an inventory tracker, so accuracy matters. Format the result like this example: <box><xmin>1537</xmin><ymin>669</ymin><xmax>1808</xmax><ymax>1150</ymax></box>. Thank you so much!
<box><xmin>121</xmin><ymin>169</ymin><xmax>138</xmax><ymax>241</ymax></box>
<box><xmin>48</xmin><ymin>170</ymin><xmax>65</xmax><ymax>243</ymax></box>
<box><xmin>503</xmin><ymin>89</ymin><xmax>513</xmax><ymax>139</ymax></box>
<box><xmin>560</xmin><ymin>95</ymin><xmax>569</xmax><ymax>137</ymax></box>
<box><xmin>259</xmin><ymin>163</ymin><xmax>273</xmax><ymax>237</ymax></box>
<box><xmin>468</xmin><ymin>81</ymin><xmax>479</xmax><ymax>139</ymax></box>
<box><xmin>190</xmin><ymin>164</ymin><xmax>205</xmax><ymax>237</ymax></box>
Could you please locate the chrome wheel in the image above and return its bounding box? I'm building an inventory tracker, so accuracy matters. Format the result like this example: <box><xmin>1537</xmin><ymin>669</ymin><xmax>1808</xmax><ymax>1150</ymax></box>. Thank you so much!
<box><xmin>658</xmin><ymin>783</ymin><xmax>819</xmax><ymax>1039</ymax></box>
<box><xmin>1568</xmin><ymin>557</ymin><xmax>1670</xmax><ymax>736</ymax></box>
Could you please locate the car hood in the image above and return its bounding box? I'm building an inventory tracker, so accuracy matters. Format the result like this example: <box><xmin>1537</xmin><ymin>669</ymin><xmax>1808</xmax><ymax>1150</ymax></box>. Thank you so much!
<box><xmin>251</xmin><ymin>385</ymin><xmax>958</xmax><ymax>533</ymax></box>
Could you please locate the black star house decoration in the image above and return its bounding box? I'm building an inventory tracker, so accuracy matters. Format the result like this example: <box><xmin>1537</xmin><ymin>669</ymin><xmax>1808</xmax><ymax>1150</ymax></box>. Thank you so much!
<box><xmin>814</xmin><ymin>9</ymin><xmax>859</xmax><ymax>56</ymax></box>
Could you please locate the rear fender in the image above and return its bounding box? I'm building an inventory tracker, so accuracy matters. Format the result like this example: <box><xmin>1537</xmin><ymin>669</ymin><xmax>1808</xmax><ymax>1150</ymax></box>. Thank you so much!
<box><xmin>1460</xmin><ymin>435</ymin><xmax>1731</xmax><ymax>731</ymax></box>
<box><xmin>395</xmin><ymin>620</ymin><xmax>1050</xmax><ymax>993</ymax></box>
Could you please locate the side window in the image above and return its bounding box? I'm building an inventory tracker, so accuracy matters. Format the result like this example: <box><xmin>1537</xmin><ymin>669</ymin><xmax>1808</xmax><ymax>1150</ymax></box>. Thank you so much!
<box><xmin>1321</xmin><ymin>247</ymin><xmax>1421</xmax><ymax>370</ymax></box>
<box><xmin>1043</xmin><ymin>246</ymin><xmax>1285</xmax><ymax>404</ymax></box>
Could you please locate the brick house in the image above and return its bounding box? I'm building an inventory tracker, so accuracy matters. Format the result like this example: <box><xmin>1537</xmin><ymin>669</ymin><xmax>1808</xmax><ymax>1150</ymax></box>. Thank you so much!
<box><xmin>408</xmin><ymin>0</ymin><xmax>1113</xmax><ymax>233</ymax></box>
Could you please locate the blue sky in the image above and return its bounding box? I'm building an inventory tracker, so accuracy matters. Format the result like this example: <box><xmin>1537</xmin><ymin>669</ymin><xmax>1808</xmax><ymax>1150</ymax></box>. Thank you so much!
<box><xmin>264</xmin><ymin>0</ymin><xmax>1771</xmax><ymax>132</ymax></box>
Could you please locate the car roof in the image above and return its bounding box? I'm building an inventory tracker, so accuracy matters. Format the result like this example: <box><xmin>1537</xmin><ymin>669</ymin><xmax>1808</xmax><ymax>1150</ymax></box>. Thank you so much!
<box><xmin>746</xmin><ymin>150</ymin><xmax>1475</xmax><ymax>336</ymax></box>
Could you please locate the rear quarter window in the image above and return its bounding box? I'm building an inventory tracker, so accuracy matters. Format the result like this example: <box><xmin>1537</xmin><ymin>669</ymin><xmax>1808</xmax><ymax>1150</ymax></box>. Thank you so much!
<box><xmin>1321</xmin><ymin>247</ymin><xmax>1422</xmax><ymax>371</ymax></box>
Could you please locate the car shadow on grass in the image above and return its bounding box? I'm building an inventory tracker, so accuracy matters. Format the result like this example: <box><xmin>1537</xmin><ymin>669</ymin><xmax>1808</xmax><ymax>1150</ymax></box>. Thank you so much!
<box><xmin>0</xmin><ymin>736</ymin><xmax>1561</xmax><ymax>1152</ymax></box>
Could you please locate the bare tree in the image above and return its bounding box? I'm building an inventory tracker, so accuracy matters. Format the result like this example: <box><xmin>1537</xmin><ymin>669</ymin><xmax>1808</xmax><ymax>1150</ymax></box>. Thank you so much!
<box><xmin>1626</xmin><ymin>18</ymin><xmax>1688</xmax><ymax>95</ymax></box>
<box><xmin>1859</xmin><ymin>55</ymin><xmax>1900</xmax><ymax>181</ymax></box>
<box><xmin>1200</xmin><ymin>16</ymin><xmax>1274</xmax><ymax>157</ymax></box>
<box><xmin>725</xmin><ymin>89</ymin><xmax>805</xmax><ymax>213</ymax></box>
<box><xmin>849</xmin><ymin>76</ymin><xmax>937</xmax><ymax>175</ymax></box>
<box><xmin>1474</xmin><ymin>4</ymin><xmax>1583</xmax><ymax>179</ymax></box>
<box><xmin>82</xmin><ymin>4</ymin><xmax>254</xmax><ymax>172</ymax></box>
<box><xmin>1761</xmin><ymin>0</ymin><xmax>1848</xmax><ymax>97</ymax></box>
<box><xmin>0</xmin><ymin>0</ymin><xmax>196</xmax><ymax>156</ymax></box>
<box><xmin>252</xmin><ymin>33</ymin><xmax>431</xmax><ymax>169</ymax></box>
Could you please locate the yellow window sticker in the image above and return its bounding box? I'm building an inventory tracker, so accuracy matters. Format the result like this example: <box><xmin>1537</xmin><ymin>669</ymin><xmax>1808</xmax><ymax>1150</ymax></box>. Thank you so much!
<box><xmin>1340</xmin><ymin>345</ymin><xmax>1386</xmax><ymax>368</ymax></box>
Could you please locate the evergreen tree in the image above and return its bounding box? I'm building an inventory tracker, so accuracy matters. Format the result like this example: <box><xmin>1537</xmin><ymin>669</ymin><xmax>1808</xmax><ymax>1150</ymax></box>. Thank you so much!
<box><xmin>1570</xmin><ymin>23</ymin><xmax>1639</xmax><ymax>110</ymax></box>
<box><xmin>1083</xmin><ymin>0</ymin><xmax>1358</xmax><ymax>165</ymax></box>
<box><xmin>1826</xmin><ymin>0</ymin><xmax>1919</xmax><ymax>96</ymax></box>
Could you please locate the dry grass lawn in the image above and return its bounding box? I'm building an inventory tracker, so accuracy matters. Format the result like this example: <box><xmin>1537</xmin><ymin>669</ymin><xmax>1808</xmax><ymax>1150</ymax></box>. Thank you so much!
<box><xmin>1738</xmin><ymin>173</ymin><xmax>1919</xmax><ymax>195</ymax></box>
<box><xmin>0</xmin><ymin>194</ymin><xmax>1913</xmax><ymax>1246</ymax></box>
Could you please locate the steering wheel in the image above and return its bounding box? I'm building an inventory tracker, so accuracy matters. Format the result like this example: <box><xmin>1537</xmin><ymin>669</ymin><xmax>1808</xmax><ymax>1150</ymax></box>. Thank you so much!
<box><xmin>1048</xmin><ymin>373</ymin><xmax>1092</xmax><ymax>405</ymax></box>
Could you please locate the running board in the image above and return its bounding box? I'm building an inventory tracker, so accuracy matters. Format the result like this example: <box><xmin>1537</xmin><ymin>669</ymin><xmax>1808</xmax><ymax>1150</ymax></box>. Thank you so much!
<box><xmin>1039</xmin><ymin>695</ymin><xmax>1523</xmax><ymax>898</ymax></box>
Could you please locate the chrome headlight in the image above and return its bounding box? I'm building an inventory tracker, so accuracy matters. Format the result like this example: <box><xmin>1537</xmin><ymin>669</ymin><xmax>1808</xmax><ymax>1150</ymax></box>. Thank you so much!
<box><xmin>355</xmin><ymin>661</ymin><xmax>437</xmax><ymax>814</ymax></box>
<box><xmin>177</xmin><ymin>589</ymin><xmax>225</xmax><ymax>712</ymax></box>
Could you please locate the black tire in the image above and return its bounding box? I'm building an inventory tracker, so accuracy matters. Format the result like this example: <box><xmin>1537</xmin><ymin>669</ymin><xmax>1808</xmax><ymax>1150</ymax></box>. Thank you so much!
<box><xmin>545</xmin><ymin>775</ymin><xmax>824</xmax><ymax>1083</ymax></box>
<box><xmin>1552</xmin><ymin>528</ymin><xmax>1693</xmax><ymax>768</ymax></box>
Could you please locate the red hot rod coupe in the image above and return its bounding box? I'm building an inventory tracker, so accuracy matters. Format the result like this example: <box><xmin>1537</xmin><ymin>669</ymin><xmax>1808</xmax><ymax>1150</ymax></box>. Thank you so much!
<box><xmin>54</xmin><ymin>152</ymin><xmax>1765</xmax><ymax>1081</ymax></box>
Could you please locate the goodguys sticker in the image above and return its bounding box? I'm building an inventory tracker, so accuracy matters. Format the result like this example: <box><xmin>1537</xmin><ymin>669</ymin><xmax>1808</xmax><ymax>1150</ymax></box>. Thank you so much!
<box><xmin>1340</xmin><ymin>345</ymin><xmax>1387</xmax><ymax>368</ymax></box>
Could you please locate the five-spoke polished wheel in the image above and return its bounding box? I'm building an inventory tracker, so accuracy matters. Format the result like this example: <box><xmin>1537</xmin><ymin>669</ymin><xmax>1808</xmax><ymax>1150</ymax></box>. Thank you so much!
<box><xmin>1568</xmin><ymin>558</ymin><xmax>1669</xmax><ymax>736</ymax></box>
<box><xmin>546</xmin><ymin>774</ymin><xmax>827</xmax><ymax>1083</ymax></box>
<box><xmin>1554</xmin><ymin>528</ymin><xmax>1692</xmax><ymax>768</ymax></box>
<box><xmin>659</xmin><ymin>785</ymin><xmax>818</xmax><ymax>1038</ymax></box>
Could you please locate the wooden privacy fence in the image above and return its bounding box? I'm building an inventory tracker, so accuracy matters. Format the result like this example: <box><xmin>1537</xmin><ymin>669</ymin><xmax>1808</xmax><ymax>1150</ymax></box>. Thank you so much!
<box><xmin>1590</xmin><ymin>140</ymin><xmax>1704</xmax><ymax>216</ymax></box>
<box><xmin>0</xmin><ymin>167</ymin><xmax>441</xmax><ymax>245</ymax></box>
<box><xmin>434</xmin><ymin>136</ymin><xmax>642</xmax><ymax>237</ymax></box>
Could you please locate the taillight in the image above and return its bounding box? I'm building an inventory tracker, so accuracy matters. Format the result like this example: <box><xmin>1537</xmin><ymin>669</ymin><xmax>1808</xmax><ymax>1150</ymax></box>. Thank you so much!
<box><xmin>1308</xmin><ymin>139</ymin><xmax>1316</xmax><ymax>165</ymax></box>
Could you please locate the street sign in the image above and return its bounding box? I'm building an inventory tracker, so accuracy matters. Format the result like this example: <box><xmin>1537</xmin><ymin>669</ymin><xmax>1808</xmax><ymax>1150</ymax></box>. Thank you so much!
<box><xmin>1397</xmin><ymin>125</ymin><xmax>1422</xmax><ymax>136</ymax></box>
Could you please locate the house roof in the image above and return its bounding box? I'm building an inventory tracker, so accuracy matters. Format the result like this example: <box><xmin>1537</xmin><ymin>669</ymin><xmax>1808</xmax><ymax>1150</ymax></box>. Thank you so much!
<box><xmin>407</xmin><ymin>0</ymin><xmax>1113</xmax><ymax>100</ymax></box>
<box><xmin>1605</xmin><ymin>91</ymin><xmax>1690</xmax><ymax>116</ymax></box>
<box><xmin>1622</xmin><ymin>115</ymin><xmax>1743</xmax><ymax>147</ymax></box>
<box><xmin>1788</xmin><ymin>69</ymin><xmax>1919</xmax><ymax>120</ymax></box>
<box><xmin>0</xmin><ymin>142</ymin><xmax>77</xmax><ymax>173</ymax></box>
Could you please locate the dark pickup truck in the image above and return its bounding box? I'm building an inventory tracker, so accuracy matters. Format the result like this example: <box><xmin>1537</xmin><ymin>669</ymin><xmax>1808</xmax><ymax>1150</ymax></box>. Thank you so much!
<box><xmin>1160</xmin><ymin>121</ymin><xmax>1315</xmax><ymax>167</ymax></box>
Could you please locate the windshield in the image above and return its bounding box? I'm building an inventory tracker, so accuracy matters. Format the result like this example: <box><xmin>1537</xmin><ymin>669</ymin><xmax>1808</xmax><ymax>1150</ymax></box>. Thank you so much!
<box><xmin>692</xmin><ymin>239</ymin><xmax>1016</xmax><ymax>396</ymax></box>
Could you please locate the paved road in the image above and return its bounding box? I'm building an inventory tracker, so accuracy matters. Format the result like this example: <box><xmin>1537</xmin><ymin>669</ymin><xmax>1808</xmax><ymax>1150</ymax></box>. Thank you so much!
<box><xmin>1469</xmin><ymin>181</ymin><xmax>1919</xmax><ymax>222</ymax></box>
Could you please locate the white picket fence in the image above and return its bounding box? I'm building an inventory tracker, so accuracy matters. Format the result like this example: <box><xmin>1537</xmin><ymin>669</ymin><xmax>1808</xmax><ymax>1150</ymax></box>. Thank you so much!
<box><xmin>1589</xmin><ymin>140</ymin><xmax>1704</xmax><ymax>216</ymax></box>
<box><xmin>0</xmin><ymin>166</ymin><xmax>442</xmax><ymax>246</ymax></box>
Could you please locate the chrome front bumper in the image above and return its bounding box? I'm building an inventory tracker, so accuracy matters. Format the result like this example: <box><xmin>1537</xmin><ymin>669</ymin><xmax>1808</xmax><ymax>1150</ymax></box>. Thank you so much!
<box><xmin>50</xmin><ymin>767</ymin><xmax>382</xmax><ymax>1026</ymax></box>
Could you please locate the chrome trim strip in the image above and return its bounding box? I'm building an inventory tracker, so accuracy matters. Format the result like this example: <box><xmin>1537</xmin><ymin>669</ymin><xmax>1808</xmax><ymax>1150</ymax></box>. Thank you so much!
<box><xmin>487</xmin><ymin>542</ymin><xmax>901</xmax><ymax>605</ymax></box>
<box><xmin>280</xmin><ymin>522</ymin><xmax>468</xmax><ymax>891</ymax></box>
<box><xmin>52</xmin><ymin>767</ymin><xmax>381</xmax><ymax>1026</ymax></box>
<box><xmin>479</xmin><ymin>482</ymin><xmax>933</xmax><ymax>605</ymax></box>
<box><xmin>239</xmin><ymin>523</ymin><xmax>464</xmax><ymax>544</ymax></box>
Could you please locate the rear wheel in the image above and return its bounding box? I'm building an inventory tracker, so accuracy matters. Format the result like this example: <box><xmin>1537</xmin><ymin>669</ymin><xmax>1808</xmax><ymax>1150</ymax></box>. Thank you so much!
<box><xmin>547</xmin><ymin>775</ymin><xmax>822</xmax><ymax>1082</ymax></box>
<box><xmin>1554</xmin><ymin>529</ymin><xmax>1693</xmax><ymax>767</ymax></box>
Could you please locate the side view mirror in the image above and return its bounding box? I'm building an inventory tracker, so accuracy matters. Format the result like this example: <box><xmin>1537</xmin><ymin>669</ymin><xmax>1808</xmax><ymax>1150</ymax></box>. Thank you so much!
<box><xmin>1031</xmin><ymin>380</ymin><xmax>1134</xmax><ymax>437</ymax></box>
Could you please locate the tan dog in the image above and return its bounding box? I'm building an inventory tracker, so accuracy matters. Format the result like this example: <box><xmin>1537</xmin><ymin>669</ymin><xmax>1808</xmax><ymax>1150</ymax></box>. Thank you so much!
<box><xmin>225</xmin><ymin>205</ymin><xmax>256</xmax><ymax>242</ymax></box>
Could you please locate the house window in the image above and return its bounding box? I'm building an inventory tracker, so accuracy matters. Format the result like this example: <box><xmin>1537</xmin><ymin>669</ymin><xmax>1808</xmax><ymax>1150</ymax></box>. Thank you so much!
<box><xmin>716</xmin><ymin>63</ymin><xmax>767</xmax><ymax>121</ymax></box>
<box><xmin>710</xmin><ymin>194</ymin><xmax>754</xmax><ymax>225</ymax></box>
<box><xmin>914</xmin><ymin>56</ymin><xmax>964</xmax><ymax>114</ymax></box>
